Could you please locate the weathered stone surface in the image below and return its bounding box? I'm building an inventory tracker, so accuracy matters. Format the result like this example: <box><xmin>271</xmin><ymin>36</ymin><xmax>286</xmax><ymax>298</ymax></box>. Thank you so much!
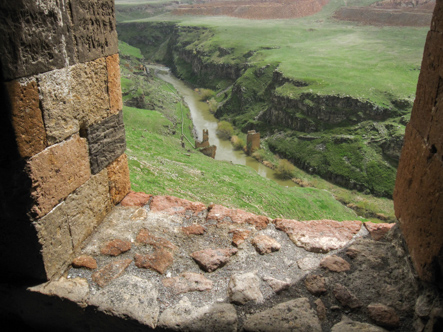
<box><xmin>304</xmin><ymin>275</ymin><xmax>327</xmax><ymax>295</ymax></box>
<box><xmin>107</xmin><ymin>153</ymin><xmax>131</xmax><ymax>205</ymax></box>
<box><xmin>121</xmin><ymin>191</ymin><xmax>152</xmax><ymax>207</ymax></box>
<box><xmin>63</xmin><ymin>169</ymin><xmax>112</xmax><ymax>248</ymax></box>
<box><xmin>33</xmin><ymin>207</ymin><xmax>74</xmax><ymax>279</ymax></box>
<box><xmin>315</xmin><ymin>298</ymin><xmax>327</xmax><ymax>321</ymax></box>
<box><xmin>297</xmin><ymin>257</ymin><xmax>321</xmax><ymax>271</ymax></box>
<box><xmin>364</xmin><ymin>222</ymin><xmax>395</xmax><ymax>241</ymax></box>
<box><xmin>274</xmin><ymin>219</ymin><xmax>362</xmax><ymax>253</ymax></box>
<box><xmin>158</xmin><ymin>297</ymin><xmax>237</xmax><ymax>332</ymax></box>
<box><xmin>263</xmin><ymin>276</ymin><xmax>290</xmax><ymax>293</ymax></box>
<box><xmin>243</xmin><ymin>298</ymin><xmax>322</xmax><ymax>332</ymax></box>
<box><xmin>33</xmin><ymin>169</ymin><xmax>111</xmax><ymax>278</ymax></box>
<box><xmin>72</xmin><ymin>255</ymin><xmax>97</xmax><ymax>270</ymax></box>
<box><xmin>70</xmin><ymin>0</ymin><xmax>118</xmax><ymax>63</ymax></box>
<box><xmin>394</xmin><ymin>126</ymin><xmax>443</xmax><ymax>283</ymax></box>
<box><xmin>28</xmin><ymin>135</ymin><xmax>91</xmax><ymax>217</ymax></box>
<box><xmin>100</xmin><ymin>239</ymin><xmax>131</xmax><ymax>256</ymax></box>
<box><xmin>5</xmin><ymin>79</ymin><xmax>46</xmax><ymax>158</ymax></box>
<box><xmin>89</xmin><ymin>275</ymin><xmax>159</xmax><ymax>328</ymax></box>
<box><xmin>0</xmin><ymin>1</ymin><xmax>75</xmax><ymax>80</ymax></box>
<box><xmin>432</xmin><ymin>0</ymin><xmax>443</xmax><ymax>32</ymax></box>
<box><xmin>367</xmin><ymin>303</ymin><xmax>400</xmax><ymax>328</ymax></box>
<box><xmin>320</xmin><ymin>255</ymin><xmax>351</xmax><ymax>272</ymax></box>
<box><xmin>87</xmin><ymin>111</ymin><xmax>126</xmax><ymax>175</ymax></box>
<box><xmin>208</xmin><ymin>204</ymin><xmax>270</xmax><ymax>229</ymax></box>
<box><xmin>182</xmin><ymin>224</ymin><xmax>206</xmax><ymax>235</ymax></box>
<box><xmin>415</xmin><ymin>289</ymin><xmax>436</xmax><ymax>318</ymax></box>
<box><xmin>130</xmin><ymin>208</ymin><xmax>148</xmax><ymax>221</ymax></box>
<box><xmin>346</xmin><ymin>247</ymin><xmax>360</xmax><ymax>259</ymax></box>
<box><xmin>228</xmin><ymin>272</ymin><xmax>263</xmax><ymax>305</ymax></box>
<box><xmin>162</xmin><ymin>272</ymin><xmax>213</xmax><ymax>294</ymax></box>
<box><xmin>229</xmin><ymin>229</ymin><xmax>251</xmax><ymax>247</ymax></box>
<box><xmin>136</xmin><ymin>229</ymin><xmax>177</xmax><ymax>251</ymax></box>
<box><xmin>333</xmin><ymin>283</ymin><xmax>362</xmax><ymax>309</ymax></box>
<box><xmin>106</xmin><ymin>54</ymin><xmax>123</xmax><ymax>113</ymax></box>
<box><xmin>134</xmin><ymin>250</ymin><xmax>174</xmax><ymax>274</ymax></box>
<box><xmin>150</xmin><ymin>195</ymin><xmax>207</xmax><ymax>216</ymax></box>
<box><xmin>92</xmin><ymin>259</ymin><xmax>132</xmax><ymax>287</ymax></box>
<box><xmin>191</xmin><ymin>248</ymin><xmax>238</xmax><ymax>272</ymax></box>
<box><xmin>29</xmin><ymin>277</ymin><xmax>89</xmax><ymax>306</ymax></box>
<box><xmin>37</xmin><ymin>58</ymin><xmax>111</xmax><ymax>145</ymax></box>
<box><xmin>331</xmin><ymin>319</ymin><xmax>388</xmax><ymax>332</ymax></box>
<box><xmin>251</xmin><ymin>234</ymin><xmax>281</xmax><ymax>254</ymax></box>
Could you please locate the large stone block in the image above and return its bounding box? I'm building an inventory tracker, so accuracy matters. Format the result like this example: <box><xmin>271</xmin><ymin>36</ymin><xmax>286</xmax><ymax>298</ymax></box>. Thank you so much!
<box><xmin>70</xmin><ymin>0</ymin><xmax>118</xmax><ymax>63</ymax></box>
<box><xmin>107</xmin><ymin>153</ymin><xmax>131</xmax><ymax>205</ymax></box>
<box><xmin>37</xmin><ymin>58</ymin><xmax>111</xmax><ymax>145</ymax></box>
<box><xmin>409</xmin><ymin>31</ymin><xmax>443</xmax><ymax>139</ymax></box>
<box><xmin>394</xmin><ymin>125</ymin><xmax>443</xmax><ymax>284</ymax></box>
<box><xmin>65</xmin><ymin>169</ymin><xmax>112</xmax><ymax>248</ymax></box>
<box><xmin>106</xmin><ymin>54</ymin><xmax>123</xmax><ymax>113</ymax></box>
<box><xmin>27</xmin><ymin>134</ymin><xmax>91</xmax><ymax>218</ymax></box>
<box><xmin>34</xmin><ymin>202</ymin><xmax>74</xmax><ymax>280</ymax></box>
<box><xmin>33</xmin><ymin>169</ymin><xmax>112</xmax><ymax>279</ymax></box>
<box><xmin>87</xmin><ymin>111</ymin><xmax>126</xmax><ymax>174</ymax></box>
<box><xmin>0</xmin><ymin>0</ymin><xmax>75</xmax><ymax>80</ymax></box>
<box><xmin>5</xmin><ymin>79</ymin><xmax>46</xmax><ymax>158</ymax></box>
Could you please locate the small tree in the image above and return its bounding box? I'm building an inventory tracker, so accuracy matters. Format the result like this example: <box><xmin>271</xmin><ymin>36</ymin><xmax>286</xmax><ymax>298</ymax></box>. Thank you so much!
<box><xmin>207</xmin><ymin>98</ymin><xmax>218</xmax><ymax>114</ymax></box>
<box><xmin>216</xmin><ymin>121</ymin><xmax>234</xmax><ymax>140</ymax></box>
<box><xmin>231</xmin><ymin>135</ymin><xmax>245</xmax><ymax>150</ymax></box>
<box><xmin>276</xmin><ymin>159</ymin><xmax>295</xmax><ymax>179</ymax></box>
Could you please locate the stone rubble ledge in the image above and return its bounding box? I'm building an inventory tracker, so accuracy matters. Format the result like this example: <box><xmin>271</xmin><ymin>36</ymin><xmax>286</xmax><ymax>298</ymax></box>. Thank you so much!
<box><xmin>28</xmin><ymin>192</ymin><xmax>429</xmax><ymax>331</ymax></box>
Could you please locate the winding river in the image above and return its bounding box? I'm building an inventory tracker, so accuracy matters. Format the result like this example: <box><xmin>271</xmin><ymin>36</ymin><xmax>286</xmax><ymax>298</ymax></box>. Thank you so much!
<box><xmin>148</xmin><ymin>64</ymin><xmax>297</xmax><ymax>188</ymax></box>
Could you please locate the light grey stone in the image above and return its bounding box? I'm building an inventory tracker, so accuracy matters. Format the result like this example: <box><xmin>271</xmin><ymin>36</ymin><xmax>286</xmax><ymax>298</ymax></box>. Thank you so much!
<box><xmin>158</xmin><ymin>297</ymin><xmax>237</xmax><ymax>331</ymax></box>
<box><xmin>331</xmin><ymin>319</ymin><xmax>388</xmax><ymax>332</ymax></box>
<box><xmin>29</xmin><ymin>277</ymin><xmax>89</xmax><ymax>307</ymax></box>
<box><xmin>243</xmin><ymin>297</ymin><xmax>321</xmax><ymax>332</ymax></box>
<box><xmin>88</xmin><ymin>275</ymin><xmax>159</xmax><ymax>328</ymax></box>
<box><xmin>228</xmin><ymin>272</ymin><xmax>263</xmax><ymax>305</ymax></box>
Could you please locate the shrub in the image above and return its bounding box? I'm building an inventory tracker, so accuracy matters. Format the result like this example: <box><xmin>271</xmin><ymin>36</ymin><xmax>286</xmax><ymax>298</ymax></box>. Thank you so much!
<box><xmin>216</xmin><ymin>121</ymin><xmax>234</xmax><ymax>140</ymax></box>
<box><xmin>252</xmin><ymin>149</ymin><xmax>266</xmax><ymax>162</ymax></box>
<box><xmin>208</xmin><ymin>98</ymin><xmax>218</xmax><ymax>114</ymax></box>
<box><xmin>231</xmin><ymin>135</ymin><xmax>245</xmax><ymax>150</ymax></box>
<box><xmin>276</xmin><ymin>159</ymin><xmax>295</xmax><ymax>179</ymax></box>
<box><xmin>198</xmin><ymin>88</ymin><xmax>216</xmax><ymax>101</ymax></box>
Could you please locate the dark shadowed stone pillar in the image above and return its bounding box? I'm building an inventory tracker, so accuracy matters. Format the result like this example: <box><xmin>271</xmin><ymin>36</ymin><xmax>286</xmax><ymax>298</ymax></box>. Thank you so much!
<box><xmin>394</xmin><ymin>1</ymin><xmax>443</xmax><ymax>287</ymax></box>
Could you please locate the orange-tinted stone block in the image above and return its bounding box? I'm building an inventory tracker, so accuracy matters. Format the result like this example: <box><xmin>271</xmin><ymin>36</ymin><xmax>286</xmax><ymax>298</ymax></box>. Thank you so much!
<box><xmin>5</xmin><ymin>79</ymin><xmax>46</xmax><ymax>158</ymax></box>
<box><xmin>106</xmin><ymin>54</ymin><xmax>123</xmax><ymax>113</ymax></box>
<box><xmin>107</xmin><ymin>153</ymin><xmax>131</xmax><ymax>205</ymax></box>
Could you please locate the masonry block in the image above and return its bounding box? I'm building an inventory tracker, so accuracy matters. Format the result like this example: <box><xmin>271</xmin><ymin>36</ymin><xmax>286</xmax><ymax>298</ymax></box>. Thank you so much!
<box><xmin>5</xmin><ymin>79</ymin><xmax>46</xmax><ymax>158</ymax></box>
<box><xmin>247</xmin><ymin>130</ymin><xmax>260</xmax><ymax>154</ymax></box>
<box><xmin>107</xmin><ymin>153</ymin><xmax>131</xmax><ymax>205</ymax></box>
<box><xmin>27</xmin><ymin>134</ymin><xmax>91</xmax><ymax>218</ymax></box>
<box><xmin>37</xmin><ymin>57</ymin><xmax>111</xmax><ymax>145</ymax></box>
<box><xmin>64</xmin><ymin>169</ymin><xmax>113</xmax><ymax>249</ymax></box>
<box><xmin>87</xmin><ymin>111</ymin><xmax>126</xmax><ymax>175</ymax></box>
<box><xmin>107</xmin><ymin>54</ymin><xmax>123</xmax><ymax>113</ymax></box>
<box><xmin>71</xmin><ymin>0</ymin><xmax>118</xmax><ymax>63</ymax></box>
<box><xmin>394</xmin><ymin>125</ymin><xmax>443</xmax><ymax>284</ymax></box>
<box><xmin>0</xmin><ymin>1</ymin><xmax>75</xmax><ymax>80</ymax></box>
<box><xmin>33</xmin><ymin>169</ymin><xmax>112</xmax><ymax>279</ymax></box>
<box><xmin>34</xmin><ymin>201</ymin><xmax>74</xmax><ymax>280</ymax></box>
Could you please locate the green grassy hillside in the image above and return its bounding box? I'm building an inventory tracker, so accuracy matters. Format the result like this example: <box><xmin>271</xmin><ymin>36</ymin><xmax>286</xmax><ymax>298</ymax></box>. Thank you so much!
<box><xmin>119</xmin><ymin>40</ymin><xmax>361</xmax><ymax>221</ymax></box>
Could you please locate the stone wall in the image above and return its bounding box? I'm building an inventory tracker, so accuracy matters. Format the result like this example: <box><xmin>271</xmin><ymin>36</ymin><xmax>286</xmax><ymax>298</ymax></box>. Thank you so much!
<box><xmin>394</xmin><ymin>0</ymin><xmax>443</xmax><ymax>287</ymax></box>
<box><xmin>0</xmin><ymin>0</ymin><xmax>130</xmax><ymax>281</ymax></box>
